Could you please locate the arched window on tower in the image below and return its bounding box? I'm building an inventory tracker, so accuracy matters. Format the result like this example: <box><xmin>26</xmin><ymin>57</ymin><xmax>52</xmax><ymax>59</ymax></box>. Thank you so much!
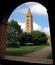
<box><xmin>27</xmin><ymin>19</ymin><xmax>29</xmax><ymax>21</ymax></box>
<box><xmin>27</xmin><ymin>16</ymin><xmax>29</xmax><ymax>17</ymax></box>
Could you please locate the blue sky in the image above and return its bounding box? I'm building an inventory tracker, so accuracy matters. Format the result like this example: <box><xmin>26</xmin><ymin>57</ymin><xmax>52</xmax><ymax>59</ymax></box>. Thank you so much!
<box><xmin>8</xmin><ymin>2</ymin><xmax>50</xmax><ymax>35</ymax></box>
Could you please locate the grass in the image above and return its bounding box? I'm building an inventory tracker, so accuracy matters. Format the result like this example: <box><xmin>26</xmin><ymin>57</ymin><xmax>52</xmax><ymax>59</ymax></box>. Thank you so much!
<box><xmin>6</xmin><ymin>45</ymin><xmax>49</xmax><ymax>56</ymax></box>
<box><xmin>47</xmin><ymin>53</ymin><xmax>53</xmax><ymax>59</ymax></box>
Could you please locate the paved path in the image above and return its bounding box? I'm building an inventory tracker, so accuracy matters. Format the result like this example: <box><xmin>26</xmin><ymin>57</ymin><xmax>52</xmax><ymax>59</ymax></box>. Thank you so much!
<box><xmin>5</xmin><ymin>55</ymin><xmax>53</xmax><ymax>64</ymax></box>
<box><xmin>23</xmin><ymin>46</ymin><xmax>52</xmax><ymax>58</ymax></box>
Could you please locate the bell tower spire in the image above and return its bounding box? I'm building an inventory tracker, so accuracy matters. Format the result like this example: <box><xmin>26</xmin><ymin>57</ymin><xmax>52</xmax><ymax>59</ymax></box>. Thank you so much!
<box><xmin>27</xmin><ymin>8</ymin><xmax>31</xmax><ymax>16</ymax></box>
<box><xmin>25</xmin><ymin>8</ymin><xmax>33</xmax><ymax>33</ymax></box>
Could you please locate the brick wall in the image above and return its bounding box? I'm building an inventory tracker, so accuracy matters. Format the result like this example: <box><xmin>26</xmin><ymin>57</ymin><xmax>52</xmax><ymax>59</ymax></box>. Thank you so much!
<box><xmin>0</xmin><ymin>22</ymin><xmax>7</xmax><ymax>58</ymax></box>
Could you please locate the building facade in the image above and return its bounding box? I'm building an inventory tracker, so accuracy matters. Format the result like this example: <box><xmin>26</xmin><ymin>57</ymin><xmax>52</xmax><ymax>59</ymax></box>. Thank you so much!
<box><xmin>25</xmin><ymin>8</ymin><xmax>33</xmax><ymax>33</ymax></box>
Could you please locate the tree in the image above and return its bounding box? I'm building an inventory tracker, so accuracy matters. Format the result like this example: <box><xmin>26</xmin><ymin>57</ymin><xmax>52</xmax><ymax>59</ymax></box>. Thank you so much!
<box><xmin>8</xmin><ymin>20</ymin><xmax>22</xmax><ymax>34</ymax></box>
<box><xmin>19</xmin><ymin>33</ymin><xmax>27</xmax><ymax>45</ymax></box>
<box><xmin>7</xmin><ymin>20</ymin><xmax>22</xmax><ymax>47</ymax></box>
<box><xmin>19</xmin><ymin>30</ymin><xmax>48</xmax><ymax>45</ymax></box>
<box><xmin>31</xmin><ymin>30</ymin><xmax>48</xmax><ymax>45</ymax></box>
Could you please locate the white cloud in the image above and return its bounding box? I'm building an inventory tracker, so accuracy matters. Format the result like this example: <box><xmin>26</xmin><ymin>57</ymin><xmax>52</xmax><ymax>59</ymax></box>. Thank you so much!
<box><xmin>18</xmin><ymin>21</ymin><xmax>50</xmax><ymax>36</ymax></box>
<box><xmin>43</xmin><ymin>27</ymin><xmax>50</xmax><ymax>36</ymax></box>
<box><xmin>18</xmin><ymin>22</ymin><xmax>25</xmax><ymax>31</ymax></box>
<box><xmin>17</xmin><ymin>2</ymin><xmax>47</xmax><ymax>16</ymax></box>
<box><xmin>33</xmin><ymin>22</ymin><xmax>50</xmax><ymax>35</ymax></box>
<box><xmin>17</xmin><ymin>8</ymin><xmax>28</xmax><ymax>14</ymax></box>
<box><xmin>33</xmin><ymin>22</ymin><xmax>42</xmax><ymax>31</ymax></box>
<box><xmin>30</xmin><ymin>4</ymin><xmax>47</xmax><ymax>15</ymax></box>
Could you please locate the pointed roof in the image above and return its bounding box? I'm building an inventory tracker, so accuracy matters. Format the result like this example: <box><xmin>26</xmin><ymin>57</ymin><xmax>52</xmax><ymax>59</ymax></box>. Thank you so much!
<box><xmin>27</xmin><ymin>8</ymin><xmax>31</xmax><ymax>16</ymax></box>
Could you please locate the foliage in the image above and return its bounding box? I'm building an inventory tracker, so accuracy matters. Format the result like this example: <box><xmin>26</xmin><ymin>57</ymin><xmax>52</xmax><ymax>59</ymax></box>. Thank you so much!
<box><xmin>6</xmin><ymin>41</ymin><xmax>20</xmax><ymax>48</ymax></box>
<box><xmin>19</xmin><ymin>32</ymin><xmax>33</xmax><ymax>45</ymax></box>
<box><xmin>8</xmin><ymin>20</ymin><xmax>22</xmax><ymax>33</ymax></box>
<box><xmin>19</xmin><ymin>33</ymin><xmax>27</xmax><ymax>45</ymax></box>
<box><xmin>47</xmin><ymin>53</ymin><xmax>53</xmax><ymax>59</ymax></box>
<box><xmin>19</xmin><ymin>31</ymin><xmax>48</xmax><ymax>45</ymax></box>
<box><xmin>31</xmin><ymin>30</ymin><xmax>48</xmax><ymax>45</ymax></box>
<box><xmin>7</xmin><ymin>20</ymin><xmax>22</xmax><ymax>47</ymax></box>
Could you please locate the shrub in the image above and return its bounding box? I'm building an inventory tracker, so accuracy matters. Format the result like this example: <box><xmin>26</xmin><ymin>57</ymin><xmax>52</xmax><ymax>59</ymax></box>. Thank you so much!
<box><xmin>6</xmin><ymin>41</ymin><xmax>20</xmax><ymax>48</ymax></box>
<box><xmin>47</xmin><ymin>53</ymin><xmax>53</xmax><ymax>59</ymax></box>
<box><xmin>32</xmin><ymin>31</ymin><xmax>48</xmax><ymax>45</ymax></box>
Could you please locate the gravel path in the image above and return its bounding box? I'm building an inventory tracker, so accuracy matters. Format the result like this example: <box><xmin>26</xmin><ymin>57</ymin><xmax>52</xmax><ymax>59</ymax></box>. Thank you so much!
<box><xmin>23</xmin><ymin>46</ymin><xmax>52</xmax><ymax>58</ymax></box>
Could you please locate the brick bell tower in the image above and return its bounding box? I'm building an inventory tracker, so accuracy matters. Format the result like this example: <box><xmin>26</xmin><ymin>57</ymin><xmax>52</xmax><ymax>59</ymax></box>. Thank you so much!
<box><xmin>25</xmin><ymin>8</ymin><xmax>33</xmax><ymax>33</ymax></box>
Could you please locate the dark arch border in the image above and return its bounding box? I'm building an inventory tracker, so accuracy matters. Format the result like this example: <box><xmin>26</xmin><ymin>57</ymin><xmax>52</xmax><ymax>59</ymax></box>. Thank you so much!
<box><xmin>0</xmin><ymin>0</ymin><xmax>54</xmax><ymax>65</ymax></box>
<box><xmin>0</xmin><ymin>0</ymin><xmax>48</xmax><ymax>22</ymax></box>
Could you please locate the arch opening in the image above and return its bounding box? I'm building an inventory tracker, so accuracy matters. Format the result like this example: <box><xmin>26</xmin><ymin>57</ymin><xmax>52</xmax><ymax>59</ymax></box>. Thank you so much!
<box><xmin>0</xmin><ymin>0</ymin><xmax>53</xmax><ymax>64</ymax></box>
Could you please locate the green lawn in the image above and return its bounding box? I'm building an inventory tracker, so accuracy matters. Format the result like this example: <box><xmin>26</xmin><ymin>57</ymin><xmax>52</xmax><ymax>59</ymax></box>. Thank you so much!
<box><xmin>47</xmin><ymin>53</ymin><xmax>53</xmax><ymax>59</ymax></box>
<box><xmin>6</xmin><ymin>45</ymin><xmax>49</xmax><ymax>56</ymax></box>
